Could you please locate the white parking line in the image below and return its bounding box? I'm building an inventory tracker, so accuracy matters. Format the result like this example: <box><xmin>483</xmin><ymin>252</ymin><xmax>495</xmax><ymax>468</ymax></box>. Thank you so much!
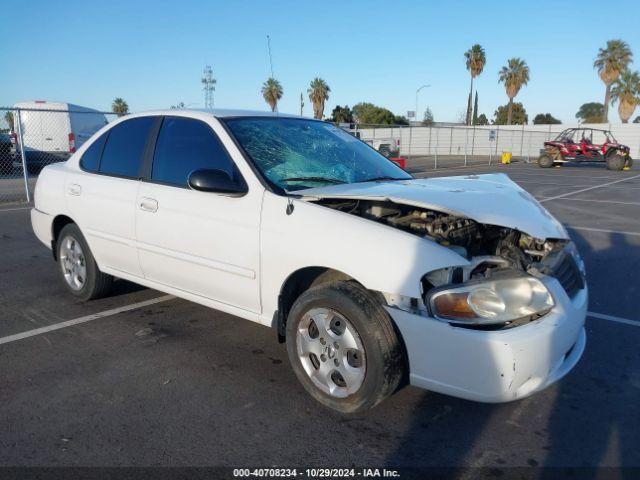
<box><xmin>537</xmin><ymin>197</ymin><xmax>640</xmax><ymax>206</ymax></box>
<box><xmin>0</xmin><ymin>295</ymin><xmax>174</xmax><ymax>346</ymax></box>
<box><xmin>588</xmin><ymin>311</ymin><xmax>640</xmax><ymax>327</ymax></box>
<box><xmin>0</xmin><ymin>206</ymin><xmax>32</xmax><ymax>213</ymax></box>
<box><xmin>539</xmin><ymin>174</ymin><xmax>640</xmax><ymax>203</ymax></box>
<box><xmin>565</xmin><ymin>225</ymin><xmax>640</xmax><ymax>237</ymax></box>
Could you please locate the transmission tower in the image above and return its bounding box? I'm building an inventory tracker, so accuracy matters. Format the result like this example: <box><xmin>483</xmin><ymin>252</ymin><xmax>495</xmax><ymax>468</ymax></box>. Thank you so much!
<box><xmin>201</xmin><ymin>65</ymin><xmax>216</xmax><ymax>108</ymax></box>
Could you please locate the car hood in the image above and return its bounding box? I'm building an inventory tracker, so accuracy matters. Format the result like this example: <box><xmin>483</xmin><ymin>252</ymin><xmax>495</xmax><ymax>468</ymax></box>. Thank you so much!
<box><xmin>300</xmin><ymin>173</ymin><xmax>568</xmax><ymax>240</ymax></box>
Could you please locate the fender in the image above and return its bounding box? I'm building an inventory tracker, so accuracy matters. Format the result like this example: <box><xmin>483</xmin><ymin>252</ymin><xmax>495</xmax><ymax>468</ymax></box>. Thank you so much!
<box><xmin>259</xmin><ymin>191</ymin><xmax>469</xmax><ymax>323</ymax></box>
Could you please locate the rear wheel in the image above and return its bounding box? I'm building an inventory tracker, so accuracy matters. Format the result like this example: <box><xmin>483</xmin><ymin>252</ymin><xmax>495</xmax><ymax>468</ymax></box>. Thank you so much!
<box><xmin>286</xmin><ymin>281</ymin><xmax>404</xmax><ymax>413</ymax></box>
<box><xmin>56</xmin><ymin>224</ymin><xmax>113</xmax><ymax>301</ymax></box>
<box><xmin>537</xmin><ymin>153</ymin><xmax>555</xmax><ymax>168</ymax></box>
<box><xmin>606</xmin><ymin>153</ymin><xmax>625</xmax><ymax>171</ymax></box>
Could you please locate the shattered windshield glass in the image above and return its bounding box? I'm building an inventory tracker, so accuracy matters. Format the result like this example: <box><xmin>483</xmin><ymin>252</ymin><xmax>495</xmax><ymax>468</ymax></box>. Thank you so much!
<box><xmin>223</xmin><ymin>117</ymin><xmax>411</xmax><ymax>191</ymax></box>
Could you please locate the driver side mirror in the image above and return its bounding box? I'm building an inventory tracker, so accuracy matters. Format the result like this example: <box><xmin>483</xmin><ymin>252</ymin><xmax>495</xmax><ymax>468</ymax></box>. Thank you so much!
<box><xmin>188</xmin><ymin>169</ymin><xmax>248</xmax><ymax>196</ymax></box>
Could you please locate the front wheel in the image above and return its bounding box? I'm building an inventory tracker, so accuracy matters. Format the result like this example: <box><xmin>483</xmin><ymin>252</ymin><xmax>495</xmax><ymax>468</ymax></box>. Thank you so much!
<box><xmin>606</xmin><ymin>153</ymin><xmax>625</xmax><ymax>171</ymax></box>
<box><xmin>537</xmin><ymin>153</ymin><xmax>555</xmax><ymax>168</ymax></box>
<box><xmin>56</xmin><ymin>223</ymin><xmax>113</xmax><ymax>301</ymax></box>
<box><xmin>286</xmin><ymin>281</ymin><xmax>404</xmax><ymax>413</ymax></box>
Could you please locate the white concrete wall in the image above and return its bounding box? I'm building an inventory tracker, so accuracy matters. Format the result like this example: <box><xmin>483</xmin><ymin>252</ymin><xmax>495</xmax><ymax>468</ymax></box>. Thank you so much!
<box><xmin>356</xmin><ymin>123</ymin><xmax>640</xmax><ymax>159</ymax></box>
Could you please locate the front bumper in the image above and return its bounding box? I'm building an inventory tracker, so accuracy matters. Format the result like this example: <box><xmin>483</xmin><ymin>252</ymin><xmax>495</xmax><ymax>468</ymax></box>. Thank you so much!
<box><xmin>386</xmin><ymin>276</ymin><xmax>587</xmax><ymax>403</ymax></box>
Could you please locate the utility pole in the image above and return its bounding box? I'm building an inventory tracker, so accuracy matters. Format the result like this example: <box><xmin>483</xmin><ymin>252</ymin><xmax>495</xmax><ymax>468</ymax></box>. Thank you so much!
<box><xmin>202</xmin><ymin>65</ymin><xmax>216</xmax><ymax>108</ymax></box>
<box><xmin>300</xmin><ymin>92</ymin><xmax>304</xmax><ymax>116</ymax></box>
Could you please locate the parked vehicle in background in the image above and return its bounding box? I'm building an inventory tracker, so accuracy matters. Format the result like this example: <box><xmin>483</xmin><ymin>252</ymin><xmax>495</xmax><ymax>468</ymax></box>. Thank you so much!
<box><xmin>364</xmin><ymin>137</ymin><xmax>400</xmax><ymax>158</ymax></box>
<box><xmin>538</xmin><ymin>127</ymin><xmax>632</xmax><ymax>170</ymax></box>
<box><xmin>12</xmin><ymin>101</ymin><xmax>108</xmax><ymax>173</ymax></box>
<box><xmin>0</xmin><ymin>132</ymin><xmax>14</xmax><ymax>174</ymax></box>
<box><xmin>31</xmin><ymin>109</ymin><xmax>587</xmax><ymax>413</ymax></box>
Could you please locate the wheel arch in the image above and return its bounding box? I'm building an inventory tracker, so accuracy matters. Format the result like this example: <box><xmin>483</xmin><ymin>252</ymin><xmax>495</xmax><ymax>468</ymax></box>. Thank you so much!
<box><xmin>51</xmin><ymin>214</ymin><xmax>76</xmax><ymax>260</ymax></box>
<box><xmin>273</xmin><ymin>266</ymin><xmax>385</xmax><ymax>343</ymax></box>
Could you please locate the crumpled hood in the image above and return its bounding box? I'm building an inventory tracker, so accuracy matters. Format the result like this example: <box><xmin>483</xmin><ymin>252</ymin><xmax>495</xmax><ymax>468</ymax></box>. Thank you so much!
<box><xmin>301</xmin><ymin>173</ymin><xmax>568</xmax><ymax>240</ymax></box>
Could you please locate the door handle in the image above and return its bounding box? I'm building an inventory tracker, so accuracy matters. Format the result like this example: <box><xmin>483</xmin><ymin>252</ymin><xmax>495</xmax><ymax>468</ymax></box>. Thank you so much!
<box><xmin>68</xmin><ymin>183</ymin><xmax>81</xmax><ymax>196</ymax></box>
<box><xmin>139</xmin><ymin>197</ymin><xmax>158</xmax><ymax>213</ymax></box>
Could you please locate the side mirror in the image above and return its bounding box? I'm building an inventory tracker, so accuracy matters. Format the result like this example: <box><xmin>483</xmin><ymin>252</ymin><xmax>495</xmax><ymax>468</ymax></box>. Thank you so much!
<box><xmin>188</xmin><ymin>169</ymin><xmax>248</xmax><ymax>195</ymax></box>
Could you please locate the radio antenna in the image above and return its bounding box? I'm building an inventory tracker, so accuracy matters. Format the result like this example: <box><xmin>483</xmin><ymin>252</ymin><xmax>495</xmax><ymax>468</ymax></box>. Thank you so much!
<box><xmin>267</xmin><ymin>35</ymin><xmax>274</xmax><ymax>78</ymax></box>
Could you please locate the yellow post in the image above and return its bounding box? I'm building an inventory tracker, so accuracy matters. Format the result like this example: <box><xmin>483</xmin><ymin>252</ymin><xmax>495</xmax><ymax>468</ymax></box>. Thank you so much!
<box><xmin>501</xmin><ymin>151</ymin><xmax>512</xmax><ymax>164</ymax></box>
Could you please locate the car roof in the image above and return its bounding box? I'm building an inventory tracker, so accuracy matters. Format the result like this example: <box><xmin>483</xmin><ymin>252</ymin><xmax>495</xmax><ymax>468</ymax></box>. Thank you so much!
<box><xmin>125</xmin><ymin>108</ymin><xmax>307</xmax><ymax>120</ymax></box>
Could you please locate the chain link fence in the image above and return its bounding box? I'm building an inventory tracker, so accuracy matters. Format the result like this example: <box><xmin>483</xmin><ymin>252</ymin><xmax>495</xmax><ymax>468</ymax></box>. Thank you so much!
<box><xmin>350</xmin><ymin>124</ymin><xmax>565</xmax><ymax>173</ymax></box>
<box><xmin>0</xmin><ymin>107</ymin><xmax>117</xmax><ymax>205</ymax></box>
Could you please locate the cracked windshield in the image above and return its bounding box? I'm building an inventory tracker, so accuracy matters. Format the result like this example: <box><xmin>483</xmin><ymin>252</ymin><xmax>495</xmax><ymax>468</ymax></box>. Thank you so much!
<box><xmin>224</xmin><ymin>117</ymin><xmax>411</xmax><ymax>191</ymax></box>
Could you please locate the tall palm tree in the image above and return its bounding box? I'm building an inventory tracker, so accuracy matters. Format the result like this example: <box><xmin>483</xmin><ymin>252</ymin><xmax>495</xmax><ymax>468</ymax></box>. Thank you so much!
<box><xmin>498</xmin><ymin>58</ymin><xmax>530</xmax><ymax>125</ymax></box>
<box><xmin>111</xmin><ymin>98</ymin><xmax>129</xmax><ymax>116</ymax></box>
<box><xmin>611</xmin><ymin>70</ymin><xmax>640</xmax><ymax>123</ymax></box>
<box><xmin>464</xmin><ymin>44</ymin><xmax>486</xmax><ymax>125</ymax></box>
<box><xmin>261</xmin><ymin>78</ymin><xmax>283</xmax><ymax>112</ymax></box>
<box><xmin>308</xmin><ymin>77</ymin><xmax>331</xmax><ymax>119</ymax></box>
<box><xmin>594</xmin><ymin>40</ymin><xmax>633</xmax><ymax>122</ymax></box>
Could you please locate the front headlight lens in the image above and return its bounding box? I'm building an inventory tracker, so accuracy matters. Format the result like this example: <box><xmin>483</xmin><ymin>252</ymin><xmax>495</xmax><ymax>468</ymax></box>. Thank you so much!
<box><xmin>428</xmin><ymin>276</ymin><xmax>554</xmax><ymax>325</ymax></box>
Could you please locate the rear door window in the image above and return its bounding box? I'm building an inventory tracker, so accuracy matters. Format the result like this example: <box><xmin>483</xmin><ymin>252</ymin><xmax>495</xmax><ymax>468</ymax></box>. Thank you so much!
<box><xmin>80</xmin><ymin>132</ymin><xmax>107</xmax><ymax>172</ymax></box>
<box><xmin>99</xmin><ymin>116</ymin><xmax>155</xmax><ymax>178</ymax></box>
<box><xmin>151</xmin><ymin>116</ymin><xmax>239</xmax><ymax>187</ymax></box>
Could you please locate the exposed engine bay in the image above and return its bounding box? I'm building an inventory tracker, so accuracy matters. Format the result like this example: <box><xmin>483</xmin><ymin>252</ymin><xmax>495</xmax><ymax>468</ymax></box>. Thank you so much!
<box><xmin>312</xmin><ymin>198</ymin><xmax>571</xmax><ymax>287</ymax></box>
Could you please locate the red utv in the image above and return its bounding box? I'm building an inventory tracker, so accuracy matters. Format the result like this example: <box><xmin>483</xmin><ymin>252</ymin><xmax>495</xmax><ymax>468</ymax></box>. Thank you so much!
<box><xmin>538</xmin><ymin>128</ymin><xmax>633</xmax><ymax>170</ymax></box>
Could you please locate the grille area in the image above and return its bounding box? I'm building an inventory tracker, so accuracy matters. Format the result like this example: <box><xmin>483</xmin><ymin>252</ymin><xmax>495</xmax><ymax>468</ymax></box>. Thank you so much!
<box><xmin>549</xmin><ymin>251</ymin><xmax>584</xmax><ymax>298</ymax></box>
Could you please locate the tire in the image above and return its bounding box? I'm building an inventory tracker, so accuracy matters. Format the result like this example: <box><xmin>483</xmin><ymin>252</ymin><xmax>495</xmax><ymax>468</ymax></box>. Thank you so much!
<box><xmin>378</xmin><ymin>145</ymin><xmax>391</xmax><ymax>158</ymax></box>
<box><xmin>537</xmin><ymin>153</ymin><xmax>554</xmax><ymax>168</ymax></box>
<box><xmin>56</xmin><ymin>223</ymin><xmax>113</xmax><ymax>301</ymax></box>
<box><xmin>606</xmin><ymin>153</ymin><xmax>625</xmax><ymax>171</ymax></box>
<box><xmin>286</xmin><ymin>281</ymin><xmax>404</xmax><ymax>413</ymax></box>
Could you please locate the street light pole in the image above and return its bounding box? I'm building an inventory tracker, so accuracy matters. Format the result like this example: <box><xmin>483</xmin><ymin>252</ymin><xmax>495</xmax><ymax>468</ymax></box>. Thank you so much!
<box><xmin>410</xmin><ymin>84</ymin><xmax>430</xmax><ymax>163</ymax></box>
<box><xmin>415</xmin><ymin>84</ymin><xmax>431</xmax><ymax>124</ymax></box>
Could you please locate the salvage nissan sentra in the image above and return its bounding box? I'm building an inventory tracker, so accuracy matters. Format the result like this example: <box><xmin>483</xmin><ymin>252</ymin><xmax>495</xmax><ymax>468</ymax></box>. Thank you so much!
<box><xmin>31</xmin><ymin>110</ymin><xmax>587</xmax><ymax>413</ymax></box>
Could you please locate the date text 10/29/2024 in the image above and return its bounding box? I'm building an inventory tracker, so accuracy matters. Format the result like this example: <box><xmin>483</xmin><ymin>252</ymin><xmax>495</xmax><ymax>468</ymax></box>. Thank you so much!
<box><xmin>233</xmin><ymin>468</ymin><xmax>401</xmax><ymax>478</ymax></box>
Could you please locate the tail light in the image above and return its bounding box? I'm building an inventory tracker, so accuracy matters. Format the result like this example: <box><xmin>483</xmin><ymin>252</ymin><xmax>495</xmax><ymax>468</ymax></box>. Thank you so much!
<box><xmin>68</xmin><ymin>132</ymin><xmax>76</xmax><ymax>153</ymax></box>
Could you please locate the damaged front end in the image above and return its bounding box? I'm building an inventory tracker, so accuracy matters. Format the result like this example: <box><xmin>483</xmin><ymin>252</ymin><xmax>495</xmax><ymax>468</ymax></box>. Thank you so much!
<box><xmin>311</xmin><ymin>198</ymin><xmax>586</xmax><ymax>329</ymax></box>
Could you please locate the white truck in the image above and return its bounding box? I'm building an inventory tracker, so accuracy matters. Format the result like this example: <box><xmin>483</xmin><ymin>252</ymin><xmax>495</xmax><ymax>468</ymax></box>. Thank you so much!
<box><xmin>12</xmin><ymin>101</ymin><xmax>108</xmax><ymax>173</ymax></box>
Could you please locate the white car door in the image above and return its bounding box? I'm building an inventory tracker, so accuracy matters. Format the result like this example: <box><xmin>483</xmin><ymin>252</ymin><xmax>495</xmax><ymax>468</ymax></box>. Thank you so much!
<box><xmin>135</xmin><ymin>115</ymin><xmax>262</xmax><ymax>313</ymax></box>
<box><xmin>66</xmin><ymin>116</ymin><xmax>158</xmax><ymax>277</ymax></box>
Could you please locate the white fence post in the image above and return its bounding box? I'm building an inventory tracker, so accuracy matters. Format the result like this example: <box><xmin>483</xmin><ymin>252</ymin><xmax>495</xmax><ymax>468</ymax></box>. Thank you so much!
<box><xmin>15</xmin><ymin>109</ymin><xmax>31</xmax><ymax>203</ymax></box>
<box><xmin>464</xmin><ymin>127</ymin><xmax>468</xmax><ymax>166</ymax></box>
<box><xmin>434</xmin><ymin>127</ymin><xmax>439</xmax><ymax>169</ymax></box>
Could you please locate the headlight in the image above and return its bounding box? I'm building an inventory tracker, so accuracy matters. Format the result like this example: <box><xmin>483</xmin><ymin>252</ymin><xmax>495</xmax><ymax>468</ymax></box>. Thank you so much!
<box><xmin>428</xmin><ymin>275</ymin><xmax>554</xmax><ymax>325</ymax></box>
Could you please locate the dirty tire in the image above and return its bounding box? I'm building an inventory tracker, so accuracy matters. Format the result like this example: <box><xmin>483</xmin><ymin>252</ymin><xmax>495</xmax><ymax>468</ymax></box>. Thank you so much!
<box><xmin>286</xmin><ymin>281</ymin><xmax>404</xmax><ymax>414</ymax></box>
<box><xmin>537</xmin><ymin>153</ymin><xmax>554</xmax><ymax>168</ymax></box>
<box><xmin>56</xmin><ymin>223</ymin><xmax>113</xmax><ymax>301</ymax></box>
<box><xmin>606</xmin><ymin>153</ymin><xmax>625</xmax><ymax>171</ymax></box>
<box><xmin>378</xmin><ymin>145</ymin><xmax>391</xmax><ymax>158</ymax></box>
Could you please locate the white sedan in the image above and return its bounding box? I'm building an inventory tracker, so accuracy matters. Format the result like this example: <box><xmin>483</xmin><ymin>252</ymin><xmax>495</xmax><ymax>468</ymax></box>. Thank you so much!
<box><xmin>31</xmin><ymin>109</ymin><xmax>587</xmax><ymax>413</ymax></box>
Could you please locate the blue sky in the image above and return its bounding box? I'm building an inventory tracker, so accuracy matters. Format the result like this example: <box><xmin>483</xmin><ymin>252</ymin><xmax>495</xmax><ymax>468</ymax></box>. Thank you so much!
<box><xmin>2</xmin><ymin>0</ymin><xmax>639</xmax><ymax>123</ymax></box>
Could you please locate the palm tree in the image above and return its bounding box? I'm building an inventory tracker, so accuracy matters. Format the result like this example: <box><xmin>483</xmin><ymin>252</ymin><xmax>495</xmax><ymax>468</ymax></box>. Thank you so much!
<box><xmin>111</xmin><ymin>98</ymin><xmax>129</xmax><ymax>116</ymax></box>
<box><xmin>594</xmin><ymin>40</ymin><xmax>633</xmax><ymax>122</ymax></box>
<box><xmin>464</xmin><ymin>44</ymin><xmax>486</xmax><ymax>125</ymax></box>
<box><xmin>498</xmin><ymin>58</ymin><xmax>530</xmax><ymax>125</ymax></box>
<box><xmin>611</xmin><ymin>70</ymin><xmax>640</xmax><ymax>123</ymax></box>
<box><xmin>261</xmin><ymin>78</ymin><xmax>283</xmax><ymax>112</ymax></box>
<box><xmin>308</xmin><ymin>78</ymin><xmax>331</xmax><ymax>119</ymax></box>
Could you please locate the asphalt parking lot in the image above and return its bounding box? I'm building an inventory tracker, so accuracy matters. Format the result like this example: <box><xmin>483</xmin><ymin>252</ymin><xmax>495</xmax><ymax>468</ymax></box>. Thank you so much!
<box><xmin>1</xmin><ymin>160</ymin><xmax>640</xmax><ymax>472</ymax></box>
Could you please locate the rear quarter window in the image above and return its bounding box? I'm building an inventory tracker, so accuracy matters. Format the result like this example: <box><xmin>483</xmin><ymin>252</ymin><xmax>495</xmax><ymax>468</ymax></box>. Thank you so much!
<box><xmin>79</xmin><ymin>132</ymin><xmax>107</xmax><ymax>172</ymax></box>
<box><xmin>99</xmin><ymin>117</ymin><xmax>155</xmax><ymax>178</ymax></box>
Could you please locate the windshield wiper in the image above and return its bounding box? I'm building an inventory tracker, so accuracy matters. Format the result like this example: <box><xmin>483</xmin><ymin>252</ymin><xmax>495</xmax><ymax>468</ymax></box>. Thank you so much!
<box><xmin>358</xmin><ymin>176</ymin><xmax>407</xmax><ymax>183</ymax></box>
<box><xmin>281</xmin><ymin>176</ymin><xmax>346</xmax><ymax>184</ymax></box>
